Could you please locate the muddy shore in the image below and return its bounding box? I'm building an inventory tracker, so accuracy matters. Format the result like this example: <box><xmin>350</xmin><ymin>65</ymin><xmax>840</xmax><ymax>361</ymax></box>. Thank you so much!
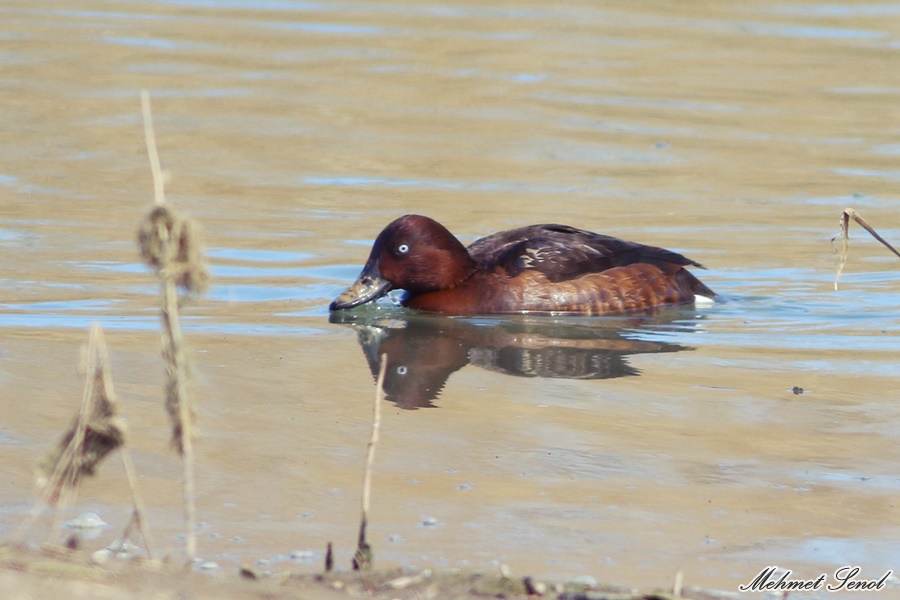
<box><xmin>0</xmin><ymin>544</ymin><xmax>733</xmax><ymax>600</ymax></box>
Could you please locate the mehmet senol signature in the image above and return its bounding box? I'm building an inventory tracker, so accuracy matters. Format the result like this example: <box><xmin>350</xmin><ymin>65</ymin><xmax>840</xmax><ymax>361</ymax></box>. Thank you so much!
<box><xmin>739</xmin><ymin>566</ymin><xmax>893</xmax><ymax>593</ymax></box>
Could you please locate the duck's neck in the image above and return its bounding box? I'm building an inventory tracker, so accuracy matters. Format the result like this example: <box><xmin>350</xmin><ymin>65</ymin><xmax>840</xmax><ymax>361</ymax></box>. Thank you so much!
<box><xmin>440</xmin><ymin>243</ymin><xmax>477</xmax><ymax>289</ymax></box>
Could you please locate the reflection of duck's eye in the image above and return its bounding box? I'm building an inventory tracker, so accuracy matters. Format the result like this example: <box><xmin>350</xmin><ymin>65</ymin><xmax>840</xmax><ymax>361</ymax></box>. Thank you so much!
<box><xmin>396</xmin><ymin>365</ymin><xmax>408</xmax><ymax>376</ymax></box>
<box><xmin>397</xmin><ymin>243</ymin><xmax>410</xmax><ymax>255</ymax></box>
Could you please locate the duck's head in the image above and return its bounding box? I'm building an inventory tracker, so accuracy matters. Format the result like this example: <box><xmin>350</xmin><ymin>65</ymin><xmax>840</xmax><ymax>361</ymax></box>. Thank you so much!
<box><xmin>330</xmin><ymin>214</ymin><xmax>476</xmax><ymax>310</ymax></box>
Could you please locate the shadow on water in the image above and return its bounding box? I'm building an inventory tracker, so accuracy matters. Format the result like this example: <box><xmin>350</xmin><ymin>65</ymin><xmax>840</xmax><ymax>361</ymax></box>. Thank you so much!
<box><xmin>330</xmin><ymin>307</ymin><xmax>700</xmax><ymax>409</ymax></box>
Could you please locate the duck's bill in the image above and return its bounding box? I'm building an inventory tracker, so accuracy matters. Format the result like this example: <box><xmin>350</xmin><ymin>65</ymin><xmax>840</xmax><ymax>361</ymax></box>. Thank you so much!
<box><xmin>329</xmin><ymin>264</ymin><xmax>393</xmax><ymax>310</ymax></box>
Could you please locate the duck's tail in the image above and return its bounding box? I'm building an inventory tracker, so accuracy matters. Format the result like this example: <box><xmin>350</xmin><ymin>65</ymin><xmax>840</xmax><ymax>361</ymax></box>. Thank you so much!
<box><xmin>674</xmin><ymin>268</ymin><xmax>718</xmax><ymax>301</ymax></box>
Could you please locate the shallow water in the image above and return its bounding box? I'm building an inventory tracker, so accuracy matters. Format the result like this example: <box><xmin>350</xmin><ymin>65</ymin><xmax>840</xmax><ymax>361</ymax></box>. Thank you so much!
<box><xmin>2</xmin><ymin>0</ymin><xmax>900</xmax><ymax>596</ymax></box>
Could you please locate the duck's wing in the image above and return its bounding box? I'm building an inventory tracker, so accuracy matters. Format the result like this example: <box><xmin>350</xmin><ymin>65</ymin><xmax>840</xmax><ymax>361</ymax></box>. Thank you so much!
<box><xmin>467</xmin><ymin>224</ymin><xmax>705</xmax><ymax>284</ymax></box>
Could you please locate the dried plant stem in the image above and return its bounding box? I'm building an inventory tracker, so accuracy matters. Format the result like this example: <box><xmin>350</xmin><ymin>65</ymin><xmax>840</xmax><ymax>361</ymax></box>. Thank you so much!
<box><xmin>353</xmin><ymin>353</ymin><xmax>386</xmax><ymax>571</ymax></box>
<box><xmin>119</xmin><ymin>441</ymin><xmax>157</xmax><ymax>561</ymax></box>
<box><xmin>835</xmin><ymin>207</ymin><xmax>900</xmax><ymax>290</ymax></box>
<box><xmin>90</xmin><ymin>324</ymin><xmax>156</xmax><ymax>560</ymax></box>
<box><xmin>163</xmin><ymin>277</ymin><xmax>197</xmax><ymax>564</ymax></box>
<box><xmin>47</xmin><ymin>361</ymin><xmax>95</xmax><ymax>541</ymax></box>
<box><xmin>41</xmin><ymin>435</ymin><xmax>84</xmax><ymax>543</ymax></box>
<box><xmin>141</xmin><ymin>90</ymin><xmax>166</xmax><ymax>207</ymax></box>
<box><xmin>141</xmin><ymin>90</ymin><xmax>198</xmax><ymax>565</ymax></box>
<box><xmin>13</xmin><ymin>349</ymin><xmax>94</xmax><ymax>542</ymax></box>
<box><xmin>12</xmin><ymin>324</ymin><xmax>139</xmax><ymax>550</ymax></box>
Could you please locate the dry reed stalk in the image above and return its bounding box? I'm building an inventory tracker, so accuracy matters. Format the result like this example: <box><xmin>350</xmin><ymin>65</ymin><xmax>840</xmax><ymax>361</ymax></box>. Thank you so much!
<box><xmin>118</xmin><ymin>440</ymin><xmax>157</xmax><ymax>561</ymax></box>
<box><xmin>16</xmin><ymin>324</ymin><xmax>155</xmax><ymax>559</ymax></box>
<box><xmin>835</xmin><ymin>207</ymin><xmax>900</xmax><ymax>290</ymax></box>
<box><xmin>142</xmin><ymin>91</ymin><xmax>165</xmax><ymax>208</ymax></box>
<box><xmin>34</xmin><ymin>323</ymin><xmax>126</xmax><ymax>543</ymax></box>
<box><xmin>353</xmin><ymin>353</ymin><xmax>387</xmax><ymax>571</ymax></box>
<box><xmin>137</xmin><ymin>90</ymin><xmax>209</xmax><ymax>565</ymax></box>
<box><xmin>38</xmin><ymin>324</ymin><xmax>125</xmax><ymax>500</ymax></box>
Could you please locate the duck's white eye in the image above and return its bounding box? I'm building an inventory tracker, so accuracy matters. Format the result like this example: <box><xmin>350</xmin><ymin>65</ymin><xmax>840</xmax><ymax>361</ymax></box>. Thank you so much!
<box><xmin>396</xmin><ymin>365</ymin><xmax>408</xmax><ymax>375</ymax></box>
<box><xmin>397</xmin><ymin>243</ymin><xmax>410</xmax><ymax>254</ymax></box>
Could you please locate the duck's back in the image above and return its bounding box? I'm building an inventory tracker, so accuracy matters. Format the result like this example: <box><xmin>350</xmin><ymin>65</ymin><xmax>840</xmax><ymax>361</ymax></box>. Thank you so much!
<box><xmin>466</xmin><ymin>224</ymin><xmax>703</xmax><ymax>280</ymax></box>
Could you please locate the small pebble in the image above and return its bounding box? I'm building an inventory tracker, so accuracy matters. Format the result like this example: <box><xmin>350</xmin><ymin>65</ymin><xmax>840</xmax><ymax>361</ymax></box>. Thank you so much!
<box><xmin>791</xmin><ymin>386</ymin><xmax>805</xmax><ymax>395</ymax></box>
<box><xmin>387</xmin><ymin>574</ymin><xmax>420</xmax><ymax>589</ymax></box>
<box><xmin>197</xmin><ymin>561</ymin><xmax>219</xmax><ymax>571</ymax></box>
<box><xmin>570</xmin><ymin>575</ymin><xmax>597</xmax><ymax>588</ymax></box>
<box><xmin>420</xmin><ymin>516</ymin><xmax>441</xmax><ymax>527</ymax></box>
<box><xmin>65</xmin><ymin>512</ymin><xmax>107</xmax><ymax>529</ymax></box>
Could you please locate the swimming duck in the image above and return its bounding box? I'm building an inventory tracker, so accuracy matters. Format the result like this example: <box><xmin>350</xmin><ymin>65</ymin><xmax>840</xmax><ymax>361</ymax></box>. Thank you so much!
<box><xmin>330</xmin><ymin>214</ymin><xmax>716</xmax><ymax>315</ymax></box>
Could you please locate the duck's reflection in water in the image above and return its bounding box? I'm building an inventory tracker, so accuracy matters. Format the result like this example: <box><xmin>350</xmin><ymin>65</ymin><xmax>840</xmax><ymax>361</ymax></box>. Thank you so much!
<box><xmin>330</xmin><ymin>309</ymin><xmax>696</xmax><ymax>409</ymax></box>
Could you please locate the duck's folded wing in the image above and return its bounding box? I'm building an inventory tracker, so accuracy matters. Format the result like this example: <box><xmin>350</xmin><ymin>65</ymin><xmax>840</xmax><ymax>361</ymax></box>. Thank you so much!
<box><xmin>467</xmin><ymin>224</ymin><xmax>704</xmax><ymax>284</ymax></box>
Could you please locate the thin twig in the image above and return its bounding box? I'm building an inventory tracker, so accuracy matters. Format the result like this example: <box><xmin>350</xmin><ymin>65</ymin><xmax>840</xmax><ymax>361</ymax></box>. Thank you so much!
<box><xmin>835</xmin><ymin>208</ymin><xmax>900</xmax><ymax>290</ymax></box>
<box><xmin>353</xmin><ymin>353</ymin><xmax>386</xmax><ymax>570</ymax></box>
<box><xmin>119</xmin><ymin>445</ymin><xmax>157</xmax><ymax>561</ymax></box>
<box><xmin>140</xmin><ymin>90</ymin><xmax>166</xmax><ymax>207</ymax></box>
<box><xmin>91</xmin><ymin>324</ymin><xmax>156</xmax><ymax>560</ymax></box>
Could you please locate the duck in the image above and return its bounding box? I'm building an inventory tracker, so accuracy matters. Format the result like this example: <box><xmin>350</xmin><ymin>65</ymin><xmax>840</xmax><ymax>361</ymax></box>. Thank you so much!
<box><xmin>329</xmin><ymin>214</ymin><xmax>716</xmax><ymax>316</ymax></box>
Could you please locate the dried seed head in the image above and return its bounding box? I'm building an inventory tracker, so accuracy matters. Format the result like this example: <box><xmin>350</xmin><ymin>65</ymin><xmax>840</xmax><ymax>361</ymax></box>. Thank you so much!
<box><xmin>137</xmin><ymin>205</ymin><xmax>210</xmax><ymax>294</ymax></box>
<box><xmin>38</xmin><ymin>325</ymin><xmax>127</xmax><ymax>504</ymax></box>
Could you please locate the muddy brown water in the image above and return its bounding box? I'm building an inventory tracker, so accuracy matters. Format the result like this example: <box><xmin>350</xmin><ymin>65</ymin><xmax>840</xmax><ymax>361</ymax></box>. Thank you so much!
<box><xmin>2</xmin><ymin>1</ymin><xmax>900</xmax><ymax>596</ymax></box>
